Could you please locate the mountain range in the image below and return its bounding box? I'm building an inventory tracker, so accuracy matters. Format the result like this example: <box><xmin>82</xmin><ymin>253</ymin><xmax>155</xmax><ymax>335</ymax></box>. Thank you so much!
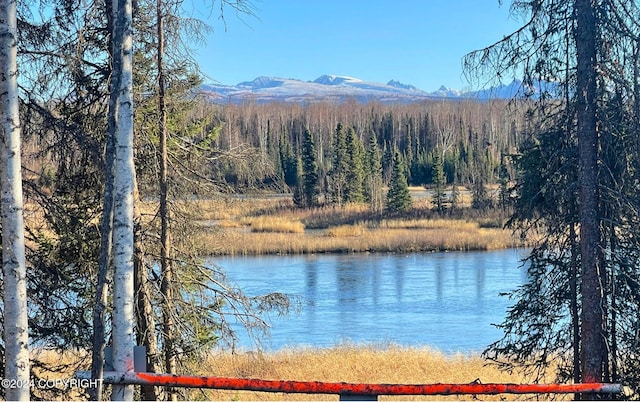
<box><xmin>200</xmin><ymin>75</ymin><xmax>551</xmax><ymax>104</ymax></box>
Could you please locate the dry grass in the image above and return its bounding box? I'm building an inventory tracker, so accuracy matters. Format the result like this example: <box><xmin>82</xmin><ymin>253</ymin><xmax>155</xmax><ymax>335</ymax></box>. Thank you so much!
<box><xmin>29</xmin><ymin>349</ymin><xmax>91</xmax><ymax>400</ymax></box>
<box><xmin>186</xmin><ymin>345</ymin><xmax>558</xmax><ymax>401</ymax></box>
<box><xmin>245</xmin><ymin>216</ymin><xmax>305</xmax><ymax>234</ymax></box>
<box><xmin>183</xmin><ymin>197</ymin><xmax>291</xmax><ymax>221</ymax></box>
<box><xmin>135</xmin><ymin>195</ymin><xmax>527</xmax><ymax>256</ymax></box>
<box><xmin>325</xmin><ymin>223</ymin><xmax>366</xmax><ymax>237</ymax></box>
<box><xmin>377</xmin><ymin>218</ymin><xmax>480</xmax><ymax>231</ymax></box>
<box><xmin>199</xmin><ymin>223</ymin><xmax>518</xmax><ymax>255</ymax></box>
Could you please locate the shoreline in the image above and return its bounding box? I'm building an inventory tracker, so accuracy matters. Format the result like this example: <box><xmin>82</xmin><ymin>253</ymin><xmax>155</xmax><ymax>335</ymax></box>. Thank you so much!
<box><xmin>183</xmin><ymin>196</ymin><xmax>528</xmax><ymax>256</ymax></box>
<box><xmin>194</xmin><ymin>221</ymin><xmax>526</xmax><ymax>256</ymax></box>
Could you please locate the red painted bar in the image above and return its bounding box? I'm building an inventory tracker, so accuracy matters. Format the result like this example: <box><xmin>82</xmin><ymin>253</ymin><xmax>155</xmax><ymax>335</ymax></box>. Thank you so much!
<box><xmin>87</xmin><ymin>372</ymin><xmax>623</xmax><ymax>396</ymax></box>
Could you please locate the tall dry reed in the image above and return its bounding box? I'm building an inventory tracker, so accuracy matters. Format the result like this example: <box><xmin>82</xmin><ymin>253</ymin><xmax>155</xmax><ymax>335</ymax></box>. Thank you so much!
<box><xmin>185</xmin><ymin>345</ymin><xmax>560</xmax><ymax>401</ymax></box>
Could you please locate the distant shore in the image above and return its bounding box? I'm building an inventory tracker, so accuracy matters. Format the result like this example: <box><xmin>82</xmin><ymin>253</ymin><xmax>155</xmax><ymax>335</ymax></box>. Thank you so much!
<box><xmin>180</xmin><ymin>189</ymin><xmax>529</xmax><ymax>256</ymax></box>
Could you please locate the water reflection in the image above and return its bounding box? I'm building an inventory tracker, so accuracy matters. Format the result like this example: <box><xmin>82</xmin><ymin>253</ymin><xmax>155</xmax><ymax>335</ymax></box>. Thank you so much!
<box><xmin>212</xmin><ymin>249</ymin><xmax>529</xmax><ymax>352</ymax></box>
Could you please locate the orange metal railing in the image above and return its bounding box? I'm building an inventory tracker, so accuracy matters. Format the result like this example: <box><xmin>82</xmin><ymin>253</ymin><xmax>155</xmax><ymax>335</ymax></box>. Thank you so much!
<box><xmin>78</xmin><ymin>370</ymin><xmax>624</xmax><ymax>399</ymax></box>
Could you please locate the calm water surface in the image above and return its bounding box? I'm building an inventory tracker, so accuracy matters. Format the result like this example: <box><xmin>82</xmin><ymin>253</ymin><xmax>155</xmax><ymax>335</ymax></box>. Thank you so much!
<box><xmin>211</xmin><ymin>249</ymin><xmax>530</xmax><ymax>353</ymax></box>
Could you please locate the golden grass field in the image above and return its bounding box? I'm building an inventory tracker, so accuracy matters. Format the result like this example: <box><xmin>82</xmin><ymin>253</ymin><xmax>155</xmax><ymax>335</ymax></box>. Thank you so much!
<box><xmin>196</xmin><ymin>222</ymin><xmax>519</xmax><ymax>255</ymax></box>
<box><xmin>183</xmin><ymin>188</ymin><xmax>529</xmax><ymax>256</ymax></box>
<box><xmin>184</xmin><ymin>345</ymin><xmax>560</xmax><ymax>401</ymax></box>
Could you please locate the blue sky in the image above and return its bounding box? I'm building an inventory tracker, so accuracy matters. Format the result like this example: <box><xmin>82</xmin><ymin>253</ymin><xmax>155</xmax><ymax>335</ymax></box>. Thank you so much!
<box><xmin>194</xmin><ymin>1</ymin><xmax>523</xmax><ymax>91</ymax></box>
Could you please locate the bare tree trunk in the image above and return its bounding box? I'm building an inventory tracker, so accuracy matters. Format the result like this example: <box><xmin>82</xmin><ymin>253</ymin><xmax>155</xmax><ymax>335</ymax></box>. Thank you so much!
<box><xmin>0</xmin><ymin>0</ymin><xmax>29</xmax><ymax>399</ymax></box>
<box><xmin>156</xmin><ymin>2</ymin><xmax>177</xmax><ymax>400</ymax></box>
<box><xmin>111</xmin><ymin>0</ymin><xmax>135</xmax><ymax>397</ymax></box>
<box><xmin>575</xmin><ymin>0</ymin><xmax>605</xmax><ymax>393</ymax></box>
<box><xmin>90</xmin><ymin>0</ymin><xmax>118</xmax><ymax>396</ymax></box>
<box><xmin>90</xmin><ymin>104</ymin><xmax>115</xmax><ymax>402</ymax></box>
<box><xmin>570</xmin><ymin>223</ymin><xmax>581</xmax><ymax>398</ymax></box>
<box><xmin>133</xmin><ymin>175</ymin><xmax>162</xmax><ymax>401</ymax></box>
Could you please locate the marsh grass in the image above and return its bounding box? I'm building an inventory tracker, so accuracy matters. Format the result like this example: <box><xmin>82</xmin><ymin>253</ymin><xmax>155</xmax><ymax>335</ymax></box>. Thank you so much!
<box><xmin>197</xmin><ymin>202</ymin><xmax>520</xmax><ymax>255</ymax></box>
<box><xmin>199</xmin><ymin>224</ymin><xmax>518</xmax><ymax>255</ymax></box>
<box><xmin>138</xmin><ymin>194</ymin><xmax>526</xmax><ymax>256</ymax></box>
<box><xmin>187</xmin><ymin>345</ymin><xmax>559</xmax><ymax>401</ymax></box>
<box><xmin>246</xmin><ymin>216</ymin><xmax>305</xmax><ymax>233</ymax></box>
<box><xmin>325</xmin><ymin>223</ymin><xmax>366</xmax><ymax>237</ymax></box>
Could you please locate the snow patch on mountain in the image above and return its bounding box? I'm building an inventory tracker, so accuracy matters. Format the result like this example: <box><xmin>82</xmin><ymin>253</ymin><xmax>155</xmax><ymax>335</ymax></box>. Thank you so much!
<box><xmin>387</xmin><ymin>80</ymin><xmax>419</xmax><ymax>91</ymax></box>
<box><xmin>237</xmin><ymin>76</ymin><xmax>290</xmax><ymax>89</ymax></box>
<box><xmin>431</xmin><ymin>85</ymin><xmax>463</xmax><ymax>97</ymax></box>
<box><xmin>313</xmin><ymin>75</ymin><xmax>363</xmax><ymax>85</ymax></box>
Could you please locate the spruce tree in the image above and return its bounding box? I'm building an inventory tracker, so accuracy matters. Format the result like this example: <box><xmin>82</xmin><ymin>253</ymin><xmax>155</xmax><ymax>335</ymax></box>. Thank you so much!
<box><xmin>386</xmin><ymin>150</ymin><xmax>412</xmax><ymax>213</ymax></box>
<box><xmin>330</xmin><ymin>123</ymin><xmax>347</xmax><ymax>205</ymax></box>
<box><xmin>498</xmin><ymin>153</ymin><xmax>511</xmax><ymax>210</ymax></box>
<box><xmin>464</xmin><ymin>0</ymin><xmax>640</xmax><ymax>394</ymax></box>
<box><xmin>366</xmin><ymin>131</ymin><xmax>384</xmax><ymax>212</ymax></box>
<box><xmin>292</xmin><ymin>156</ymin><xmax>305</xmax><ymax>207</ymax></box>
<box><xmin>382</xmin><ymin>140</ymin><xmax>394</xmax><ymax>184</ymax></box>
<box><xmin>279</xmin><ymin>133</ymin><xmax>298</xmax><ymax>188</ymax></box>
<box><xmin>301</xmin><ymin>128</ymin><xmax>319</xmax><ymax>207</ymax></box>
<box><xmin>345</xmin><ymin>126</ymin><xmax>365</xmax><ymax>203</ymax></box>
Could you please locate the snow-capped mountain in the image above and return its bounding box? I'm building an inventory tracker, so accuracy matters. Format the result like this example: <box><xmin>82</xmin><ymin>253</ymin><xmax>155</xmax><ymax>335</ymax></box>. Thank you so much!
<box><xmin>200</xmin><ymin>75</ymin><xmax>547</xmax><ymax>104</ymax></box>
<box><xmin>313</xmin><ymin>75</ymin><xmax>362</xmax><ymax>86</ymax></box>
<box><xmin>387</xmin><ymin>80</ymin><xmax>420</xmax><ymax>91</ymax></box>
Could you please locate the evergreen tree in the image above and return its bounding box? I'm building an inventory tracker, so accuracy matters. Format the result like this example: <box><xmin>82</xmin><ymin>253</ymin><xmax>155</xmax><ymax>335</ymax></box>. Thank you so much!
<box><xmin>330</xmin><ymin>123</ymin><xmax>347</xmax><ymax>205</ymax></box>
<box><xmin>279</xmin><ymin>133</ymin><xmax>298</xmax><ymax>188</ymax></box>
<box><xmin>301</xmin><ymin>128</ymin><xmax>319</xmax><ymax>207</ymax></box>
<box><xmin>431</xmin><ymin>151</ymin><xmax>447</xmax><ymax>213</ymax></box>
<box><xmin>344</xmin><ymin>126</ymin><xmax>365</xmax><ymax>203</ymax></box>
<box><xmin>292</xmin><ymin>156</ymin><xmax>305</xmax><ymax>207</ymax></box>
<box><xmin>465</xmin><ymin>0</ymin><xmax>640</xmax><ymax>395</ymax></box>
<box><xmin>471</xmin><ymin>176</ymin><xmax>492</xmax><ymax>210</ymax></box>
<box><xmin>386</xmin><ymin>150</ymin><xmax>412</xmax><ymax>213</ymax></box>
<box><xmin>406</xmin><ymin>125</ymin><xmax>414</xmax><ymax>183</ymax></box>
<box><xmin>498</xmin><ymin>152</ymin><xmax>511</xmax><ymax>210</ymax></box>
<box><xmin>365</xmin><ymin>131</ymin><xmax>384</xmax><ymax>212</ymax></box>
<box><xmin>382</xmin><ymin>140</ymin><xmax>394</xmax><ymax>184</ymax></box>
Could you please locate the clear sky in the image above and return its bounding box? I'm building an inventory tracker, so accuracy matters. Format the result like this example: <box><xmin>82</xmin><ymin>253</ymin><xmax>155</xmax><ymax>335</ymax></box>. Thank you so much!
<box><xmin>193</xmin><ymin>1</ymin><xmax>524</xmax><ymax>92</ymax></box>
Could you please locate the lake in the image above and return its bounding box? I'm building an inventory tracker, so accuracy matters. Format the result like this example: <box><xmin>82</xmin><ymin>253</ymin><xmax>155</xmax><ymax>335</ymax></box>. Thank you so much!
<box><xmin>210</xmin><ymin>248</ymin><xmax>530</xmax><ymax>353</ymax></box>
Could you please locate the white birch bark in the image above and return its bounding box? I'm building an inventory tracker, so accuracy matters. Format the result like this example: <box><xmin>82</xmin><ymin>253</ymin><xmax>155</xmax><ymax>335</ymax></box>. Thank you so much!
<box><xmin>0</xmin><ymin>0</ymin><xmax>29</xmax><ymax>400</ymax></box>
<box><xmin>111</xmin><ymin>0</ymin><xmax>135</xmax><ymax>398</ymax></box>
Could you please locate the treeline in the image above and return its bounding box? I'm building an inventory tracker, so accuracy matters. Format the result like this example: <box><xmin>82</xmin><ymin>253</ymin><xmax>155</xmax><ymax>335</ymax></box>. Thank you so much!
<box><xmin>11</xmin><ymin>0</ymin><xmax>289</xmax><ymax>399</ymax></box>
<box><xmin>198</xmin><ymin>99</ymin><xmax>528</xmax><ymax>202</ymax></box>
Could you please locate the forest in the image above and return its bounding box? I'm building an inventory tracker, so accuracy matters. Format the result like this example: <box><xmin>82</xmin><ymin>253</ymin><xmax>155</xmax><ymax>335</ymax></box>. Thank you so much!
<box><xmin>167</xmin><ymin>98</ymin><xmax>525</xmax><ymax>209</ymax></box>
<box><xmin>2</xmin><ymin>0</ymin><xmax>640</xmax><ymax>401</ymax></box>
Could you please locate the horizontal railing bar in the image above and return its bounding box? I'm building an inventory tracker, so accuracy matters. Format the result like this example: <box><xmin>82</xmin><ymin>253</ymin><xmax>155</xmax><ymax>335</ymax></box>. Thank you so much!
<box><xmin>77</xmin><ymin>371</ymin><xmax>623</xmax><ymax>396</ymax></box>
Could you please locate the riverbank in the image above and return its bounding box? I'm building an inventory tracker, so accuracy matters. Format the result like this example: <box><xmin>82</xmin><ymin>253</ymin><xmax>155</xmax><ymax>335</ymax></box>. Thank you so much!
<box><xmin>183</xmin><ymin>190</ymin><xmax>530</xmax><ymax>256</ymax></box>
<box><xmin>186</xmin><ymin>344</ymin><xmax>555</xmax><ymax>401</ymax></box>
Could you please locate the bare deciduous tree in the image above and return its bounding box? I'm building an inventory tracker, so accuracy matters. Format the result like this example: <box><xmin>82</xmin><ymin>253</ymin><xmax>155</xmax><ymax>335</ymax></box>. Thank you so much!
<box><xmin>0</xmin><ymin>0</ymin><xmax>29</xmax><ymax>399</ymax></box>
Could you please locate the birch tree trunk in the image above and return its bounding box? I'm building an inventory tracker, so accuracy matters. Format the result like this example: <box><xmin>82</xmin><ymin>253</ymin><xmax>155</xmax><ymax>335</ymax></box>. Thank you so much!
<box><xmin>111</xmin><ymin>0</ymin><xmax>135</xmax><ymax>398</ymax></box>
<box><xmin>0</xmin><ymin>0</ymin><xmax>30</xmax><ymax>400</ymax></box>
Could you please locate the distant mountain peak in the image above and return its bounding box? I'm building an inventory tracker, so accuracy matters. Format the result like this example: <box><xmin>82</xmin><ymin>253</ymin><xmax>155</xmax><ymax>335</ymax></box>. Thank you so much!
<box><xmin>312</xmin><ymin>75</ymin><xmax>362</xmax><ymax>85</ymax></box>
<box><xmin>237</xmin><ymin>76</ymin><xmax>287</xmax><ymax>89</ymax></box>
<box><xmin>387</xmin><ymin>80</ymin><xmax>418</xmax><ymax>91</ymax></box>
